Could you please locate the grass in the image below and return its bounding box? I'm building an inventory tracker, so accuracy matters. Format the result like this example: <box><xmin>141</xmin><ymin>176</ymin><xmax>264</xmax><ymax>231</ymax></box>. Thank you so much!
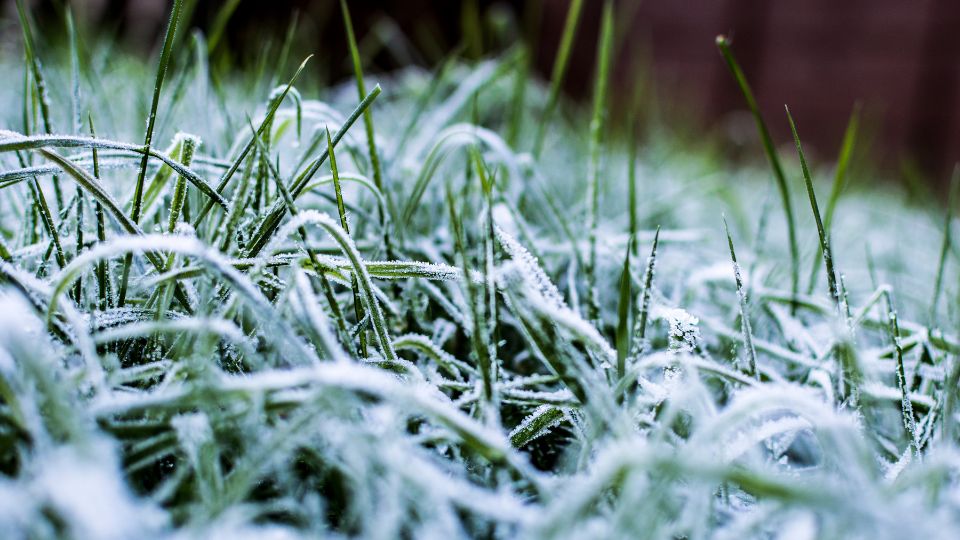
<box><xmin>1</xmin><ymin>3</ymin><xmax>960</xmax><ymax>539</ymax></box>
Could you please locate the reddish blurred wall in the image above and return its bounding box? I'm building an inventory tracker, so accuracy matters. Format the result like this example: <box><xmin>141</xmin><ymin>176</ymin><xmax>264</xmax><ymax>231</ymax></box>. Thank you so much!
<box><xmin>542</xmin><ymin>0</ymin><xmax>960</xmax><ymax>182</ymax></box>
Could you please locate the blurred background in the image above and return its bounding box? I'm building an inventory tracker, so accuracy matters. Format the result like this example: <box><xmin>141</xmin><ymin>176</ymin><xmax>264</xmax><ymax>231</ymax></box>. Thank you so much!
<box><xmin>4</xmin><ymin>0</ymin><xmax>960</xmax><ymax>190</ymax></box>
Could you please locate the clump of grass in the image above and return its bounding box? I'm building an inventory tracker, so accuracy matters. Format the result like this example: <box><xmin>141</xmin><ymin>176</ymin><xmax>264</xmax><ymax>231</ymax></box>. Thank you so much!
<box><xmin>1</xmin><ymin>3</ymin><xmax>959</xmax><ymax>539</ymax></box>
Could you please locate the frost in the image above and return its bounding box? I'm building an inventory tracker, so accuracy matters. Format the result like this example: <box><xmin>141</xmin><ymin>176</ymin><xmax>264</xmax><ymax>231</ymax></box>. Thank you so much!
<box><xmin>495</xmin><ymin>226</ymin><xmax>567</xmax><ymax>310</ymax></box>
<box><xmin>2</xmin><ymin>42</ymin><xmax>960</xmax><ymax>540</ymax></box>
<box><xmin>31</xmin><ymin>443</ymin><xmax>167</xmax><ymax>539</ymax></box>
<box><xmin>656</xmin><ymin>306</ymin><xmax>701</xmax><ymax>353</ymax></box>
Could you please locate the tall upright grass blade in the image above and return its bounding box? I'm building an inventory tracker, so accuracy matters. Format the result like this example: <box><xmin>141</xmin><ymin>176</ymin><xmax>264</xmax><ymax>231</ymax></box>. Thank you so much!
<box><xmin>785</xmin><ymin>106</ymin><xmax>840</xmax><ymax>309</ymax></box>
<box><xmin>447</xmin><ymin>183</ymin><xmax>495</xmax><ymax>407</ymax></box>
<box><xmin>629</xmin><ymin>226</ymin><xmax>659</xmax><ymax>358</ymax></box>
<box><xmin>584</xmin><ymin>0</ymin><xmax>614</xmax><ymax>324</ymax></box>
<box><xmin>87</xmin><ymin>114</ymin><xmax>112</xmax><ymax>311</ymax></box>
<box><xmin>206</xmin><ymin>0</ymin><xmax>242</xmax><ymax>54</ymax></box>
<box><xmin>931</xmin><ymin>167</ymin><xmax>958</xmax><ymax>324</ymax></box>
<box><xmin>130</xmin><ymin>0</ymin><xmax>184</xmax><ymax>224</ymax></box>
<box><xmin>120</xmin><ymin>0</ymin><xmax>184</xmax><ymax>307</ymax></box>
<box><xmin>716</xmin><ymin>36</ymin><xmax>799</xmax><ymax>311</ymax></box>
<box><xmin>616</xmin><ymin>236</ymin><xmax>633</xmax><ymax>381</ymax></box>
<box><xmin>807</xmin><ymin>104</ymin><xmax>860</xmax><ymax>294</ymax></box>
<box><xmin>724</xmin><ymin>216</ymin><xmax>758</xmax><ymax>379</ymax></box>
<box><xmin>340</xmin><ymin>0</ymin><xmax>393</xmax><ymax>258</ymax></box>
<box><xmin>533</xmin><ymin>0</ymin><xmax>584</xmax><ymax>157</ymax></box>
<box><xmin>884</xmin><ymin>291</ymin><xmax>920</xmax><ymax>457</ymax></box>
<box><xmin>193</xmin><ymin>55</ymin><xmax>313</xmax><ymax>229</ymax></box>
<box><xmin>15</xmin><ymin>0</ymin><xmax>64</xmax><ymax>209</ymax></box>
<box><xmin>326</xmin><ymin>127</ymin><xmax>368</xmax><ymax>358</ymax></box>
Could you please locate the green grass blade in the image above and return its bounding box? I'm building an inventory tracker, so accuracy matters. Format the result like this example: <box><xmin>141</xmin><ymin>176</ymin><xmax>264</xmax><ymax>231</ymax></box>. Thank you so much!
<box><xmin>931</xmin><ymin>167</ymin><xmax>958</xmax><ymax>323</ymax></box>
<box><xmin>193</xmin><ymin>55</ymin><xmax>312</xmax><ymax>229</ymax></box>
<box><xmin>629</xmin><ymin>226</ymin><xmax>659</xmax><ymax>358</ymax></box>
<box><xmin>206</xmin><ymin>0</ymin><xmax>242</xmax><ymax>54</ymax></box>
<box><xmin>533</xmin><ymin>0</ymin><xmax>584</xmax><ymax>157</ymax></box>
<box><xmin>724</xmin><ymin>216</ymin><xmax>758</xmax><ymax>379</ymax></box>
<box><xmin>584</xmin><ymin>0</ymin><xmax>614</xmax><ymax>324</ymax></box>
<box><xmin>131</xmin><ymin>0</ymin><xmax>184</xmax><ymax>224</ymax></box>
<box><xmin>327</xmin><ymin>127</ymin><xmax>368</xmax><ymax>358</ymax></box>
<box><xmin>785</xmin><ymin>105</ymin><xmax>840</xmax><ymax>309</ymax></box>
<box><xmin>16</xmin><ymin>0</ymin><xmax>64</xmax><ymax>209</ymax></box>
<box><xmin>806</xmin><ymin>104</ymin><xmax>860</xmax><ymax>294</ymax></box>
<box><xmin>119</xmin><ymin>0</ymin><xmax>184</xmax><ymax>307</ymax></box>
<box><xmin>447</xmin><ymin>181</ymin><xmax>495</xmax><ymax>406</ymax></box>
<box><xmin>884</xmin><ymin>291</ymin><xmax>920</xmax><ymax>457</ymax></box>
<box><xmin>616</xmin><ymin>236</ymin><xmax>633</xmax><ymax>381</ymax></box>
<box><xmin>88</xmin><ymin>114</ymin><xmax>112</xmax><ymax>311</ymax></box>
<box><xmin>340</xmin><ymin>0</ymin><xmax>393</xmax><ymax>257</ymax></box>
<box><xmin>716</xmin><ymin>35</ymin><xmax>799</xmax><ymax>310</ymax></box>
<box><xmin>244</xmin><ymin>85</ymin><xmax>382</xmax><ymax>258</ymax></box>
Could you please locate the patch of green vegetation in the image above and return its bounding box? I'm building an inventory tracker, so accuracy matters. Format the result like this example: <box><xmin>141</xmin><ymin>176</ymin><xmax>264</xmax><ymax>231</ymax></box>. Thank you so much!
<box><xmin>0</xmin><ymin>2</ymin><xmax>958</xmax><ymax>538</ymax></box>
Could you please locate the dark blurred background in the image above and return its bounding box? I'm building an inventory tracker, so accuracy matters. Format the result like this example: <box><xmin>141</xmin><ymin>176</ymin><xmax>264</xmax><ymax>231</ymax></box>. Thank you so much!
<box><xmin>4</xmin><ymin>0</ymin><xmax>960</xmax><ymax>188</ymax></box>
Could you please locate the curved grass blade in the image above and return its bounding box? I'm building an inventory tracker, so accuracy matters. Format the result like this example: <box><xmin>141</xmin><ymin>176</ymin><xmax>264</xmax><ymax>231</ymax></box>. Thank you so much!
<box><xmin>716</xmin><ymin>35</ymin><xmax>799</xmax><ymax>311</ymax></box>
<box><xmin>15</xmin><ymin>0</ymin><xmax>63</xmax><ymax>208</ymax></box>
<box><xmin>192</xmin><ymin>56</ymin><xmax>313</xmax><ymax>229</ymax></box>
<box><xmin>39</xmin><ymin>148</ymin><xmax>193</xmax><ymax>313</ymax></box>
<box><xmin>244</xmin><ymin>85</ymin><xmax>382</xmax><ymax>258</ymax></box>
<box><xmin>0</xmin><ymin>135</ymin><xmax>226</xmax><ymax>211</ymax></box>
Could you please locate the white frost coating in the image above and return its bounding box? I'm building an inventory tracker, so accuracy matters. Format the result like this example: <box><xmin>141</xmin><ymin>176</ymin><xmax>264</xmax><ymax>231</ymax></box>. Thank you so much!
<box><xmin>776</xmin><ymin>512</ymin><xmax>817</xmax><ymax>540</ymax></box>
<box><xmin>509</xmin><ymin>404</ymin><xmax>565</xmax><ymax>443</ymax></box>
<box><xmin>655</xmin><ymin>306</ymin><xmax>701</xmax><ymax>353</ymax></box>
<box><xmin>0</xmin><ymin>292</ymin><xmax>46</xmax><ymax>372</ymax></box>
<box><xmin>687</xmin><ymin>261</ymin><xmax>736</xmax><ymax>289</ymax></box>
<box><xmin>50</xmin><ymin>234</ymin><xmax>317</xmax><ymax>365</ymax></box>
<box><xmin>172</xmin><ymin>413</ymin><xmax>212</xmax><ymax>451</ymax></box>
<box><xmin>33</xmin><ymin>442</ymin><xmax>167</xmax><ymax>539</ymax></box>
<box><xmin>265</xmin><ymin>210</ymin><xmax>396</xmax><ymax>360</ymax></box>
<box><xmin>721</xmin><ymin>416</ymin><xmax>813</xmax><ymax>463</ymax></box>
<box><xmin>92</xmin><ymin>318</ymin><xmax>254</xmax><ymax>353</ymax></box>
<box><xmin>495</xmin><ymin>226</ymin><xmax>567</xmax><ymax>309</ymax></box>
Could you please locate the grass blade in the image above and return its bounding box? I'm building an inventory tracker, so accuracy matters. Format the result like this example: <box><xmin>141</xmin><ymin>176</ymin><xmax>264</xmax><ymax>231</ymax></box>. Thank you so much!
<box><xmin>616</xmin><ymin>236</ymin><xmax>633</xmax><ymax>381</ymax></box>
<box><xmin>785</xmin><ymin>105</ymin><xmax>840</xmax><ymax>309</ymax></box>
<box><xmin>340</xmin><ymin>0</ymin><xmax>393</xmax><ymax>258</ymax></box>
<box><xmin>584</xmin><ymin>0</ymin><xmax>614</xmax><ymax>324</ymax></box>
<box><xmin>629</xmin><ymin>226</ymin><xmax>659</xmax><ymax>359</ymax></box>
<box><xmin>15</xmin><ymin>0</ymin><xmax>64</xmax><ymax>209</ymax></box>
<box><xmin>193</xmin><ymin>55</ymin><xmax>313</xmax><ymax>229</ymax></box>
<box><xmin>931</xmin><ymin>167</ymin><xmax>958</xmax><ymax>324</ymax></box>
<box><xmin>244</xmin><ymin>85</ymin><xmax>382</xmax><ymax>258</ymax></box>
<box><xmin>806</xmin><ymin>104</ymin><xmax>860</xmax><ymax>294</ymax></box>
<box><xmin>716</xmin><ymin>35</ymin><xmax>799</xmax><ymax>311</ymax></box>
<box><xmin>119</xmin><ymin>0</ymin><xmax>184</xmax><ymax>307</ymax></box>
<box><xmin>533</xmin><ymin>0</ymin><xmax>584</xmax><ymax>157</ymax></box>
<box><xmin>724</xmin><ymin>216</ymin><xmax>758</xmax><ymax>379</ymax></box>
<box><xmin>131</xmin><ymin>0</ymin><xmax>184</xmax><ymax>224</ymax></box>
<box><xmin>327</xmin><ymin>127</ymin><xmax>368</xmax><ymax>358</ymax></box>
